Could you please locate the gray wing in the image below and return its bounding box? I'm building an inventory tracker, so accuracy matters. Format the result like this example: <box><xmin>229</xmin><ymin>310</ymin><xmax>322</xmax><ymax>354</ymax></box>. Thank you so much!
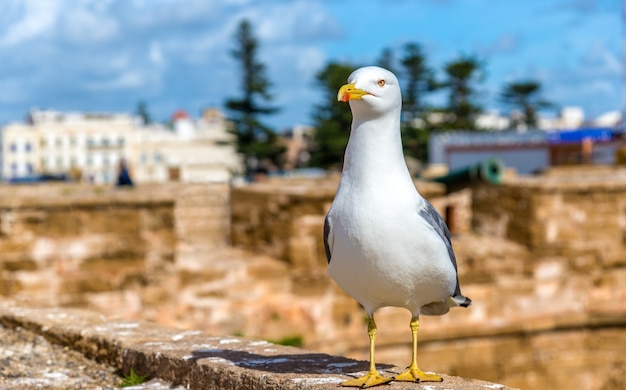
<box><xmin>419</xmin><ymin>200</ymin><xmax>471</xmax><ymax>307</ymax></box>
<box><xmin>323</xmin><ymin>214</ymin><xmax>332</xmax><ymax>264</ymax></box>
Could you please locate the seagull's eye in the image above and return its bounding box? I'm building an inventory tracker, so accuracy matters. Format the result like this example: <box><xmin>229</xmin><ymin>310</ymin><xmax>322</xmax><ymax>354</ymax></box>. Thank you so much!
<box><xmin>377</xmin><ymin>79</ymin><xmax>386</xmax><ymax>87</ymax></box>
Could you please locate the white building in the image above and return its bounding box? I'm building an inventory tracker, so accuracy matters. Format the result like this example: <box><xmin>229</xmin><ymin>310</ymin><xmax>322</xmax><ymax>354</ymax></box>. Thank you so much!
<box><xmin>538</xmin><ymin>106</ymin><xmax>585</xmax><ymax>130</ymax></box>
<box><xmin>475</xmin><ymin>110</ymin><xmax>511</xmax><ymax>131</ymax></box>
<box><xmin>1</xmin><ymin>108</ymin><xmax>242</xmax><ymax>184</ymax></box>
<box><xmin>592</xmin><ymin>110</ymin><xmax>622</xmax><ymax>127</ymax></box>
<box><xmin>2</xmin><ymin>109</ymin><xmax>136</xmax><ymax>183</ymax></box>
<box><xmin>130</xmin><ymin>108</ymin><xmax>242</xmax><ymax>183</ymax></box>
<box><xmin>474</xmin><ymin>106</ymin><xmax>595</xmax><ymax>132</ymax></box>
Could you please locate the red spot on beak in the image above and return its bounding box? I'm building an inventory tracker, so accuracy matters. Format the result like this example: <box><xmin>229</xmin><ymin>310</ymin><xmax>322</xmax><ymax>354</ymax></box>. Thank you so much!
<box><xmin>342</xmin><ymin>93</ymin><xmax>350</xmax><ymax>102</ymax></box>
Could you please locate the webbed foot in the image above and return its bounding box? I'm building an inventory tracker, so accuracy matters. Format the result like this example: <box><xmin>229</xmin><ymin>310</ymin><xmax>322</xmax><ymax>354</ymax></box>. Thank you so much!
<box><xmin>394</xmin><ymin>367</ymin><xmax>442</xmax><ymax>383</ymax></box>
<box><xmin>341</xmin><ymin>371</ymin><xmax>394</xmax><ymax>388</ymax></box>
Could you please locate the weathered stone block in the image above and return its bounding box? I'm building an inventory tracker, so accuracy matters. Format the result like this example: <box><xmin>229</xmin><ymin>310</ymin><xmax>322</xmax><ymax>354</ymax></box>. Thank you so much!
<box><xmin>2</xmin><ymin>256</ymin><xmax>37</xmax><ymax>271</ymax></box>
<box><xmin>60</xmin><ymin>272</ymin><xmax>114</xmax><ymax>295</ymax></box>
<box><xmin>0</xmin><ymin>271</ymin><xmax>21</xmax><ymax>296</ymax></box>
<box><xmin>291</xmin><ymin>271</ymin><xmax>330</xmax><ymax>297</ymax></box>
<box><xmin>36</xmin><ymin>209</ymin><xmax>83</xmax><ymax>236</ymax></box>
<box><xmin>179</xmin><ymin>268</ymin><xmax>229</xmax><ymax>288</ymax></box>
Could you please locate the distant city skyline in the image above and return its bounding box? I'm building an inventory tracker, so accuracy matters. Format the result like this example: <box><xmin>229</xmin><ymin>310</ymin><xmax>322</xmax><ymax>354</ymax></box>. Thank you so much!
<box><xmin>0</xmin><ymin>0</ymin><xmax>622</xmax><ymax>130</ymax></box>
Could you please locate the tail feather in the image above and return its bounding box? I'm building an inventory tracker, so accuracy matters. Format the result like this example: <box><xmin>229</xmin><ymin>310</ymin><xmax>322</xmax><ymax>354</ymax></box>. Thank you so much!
<box><xmin>451</xmin><ymin>294</ymin><xmax>472</xmax><ymax>308</ymax></box>
<box><xmin>421</xmin><ymin>294</ymin><xmax>472</xmax><ymax>316</ymax></box>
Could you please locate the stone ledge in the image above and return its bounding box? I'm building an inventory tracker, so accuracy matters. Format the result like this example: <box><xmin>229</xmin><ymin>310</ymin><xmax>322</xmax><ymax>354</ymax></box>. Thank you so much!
<box><xmin>0</xmin><ymin>301</ymin><xmax>517</xmax><ymax>390</ymax></box>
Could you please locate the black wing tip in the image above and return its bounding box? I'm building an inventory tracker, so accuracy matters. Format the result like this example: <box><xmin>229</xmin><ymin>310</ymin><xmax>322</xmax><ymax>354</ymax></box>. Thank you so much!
<box><xmin>323</xmin><ymin>215</ymin><xmax>332</xmax><ymax>264</ymax></box>
<box><xmin>452</xmin><ymin>295</ymin><xmax>472</xmax><ymax>308</ymax></box>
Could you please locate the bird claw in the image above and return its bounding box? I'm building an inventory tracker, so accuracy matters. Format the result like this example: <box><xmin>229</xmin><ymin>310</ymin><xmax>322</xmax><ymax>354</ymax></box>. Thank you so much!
<box><xmin>394</xmin><ymin>367</ymin><xmax>442</xmax><ymax>383</ymax></box>
<box><xmin>341</xmin><ymin>371</ymin><xmax>394</xmax><ymax>388</ymax></box>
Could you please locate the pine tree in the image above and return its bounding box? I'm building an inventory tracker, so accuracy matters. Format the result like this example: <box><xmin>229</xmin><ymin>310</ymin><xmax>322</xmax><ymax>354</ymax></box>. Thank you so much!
<box><xmin>135</xmin><ymin>101</ymin><xmax>152</xmax><ymax>126</ymax></box>
<box><xmin>399</xmin><ymin>43</ymin><xmax>437</xmax><ymax>164</ymax></box>
<box><xmin>376</xmin><ymin>47</ymin><xmax>397</xmax><ymax>75</ymax></box>
<box><xmin>501</xmin><ymin>81</ymin><xmax>552</xmax><ymax>129</ymax></box>
<box><xmin>440</xmin><ymin>55</ymin><xmax>484</xmax><ymax>130</ymax></box>
<box><xmin>400</xmin><ymin>43</ymin><xmax>435</xmax><ymax>119</ymax></box>
<box><xmin>309</xmin><ymin>62</ymin><xmax>355</xmax><ymax>170</ymax></box>
<box><xmin>225</xmin><ymin>19</ymin><xmax>284</xmax><ymax>178</ymax></box>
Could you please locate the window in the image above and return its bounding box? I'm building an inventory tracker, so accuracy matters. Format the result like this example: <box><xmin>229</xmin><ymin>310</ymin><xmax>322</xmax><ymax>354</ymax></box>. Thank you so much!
<box><xmin>10</xmin><ymin>143</ymin><xmax>17</xmax><ymax>152</ymax></box>
<box><xmin>26</xmin><ymin>163</ymin><xmax>33</xmax><ymax>174</ymax></box>
<box><xmin>25</xmin><ymin>142</ymin><xmax>32</xmax><ymax>152</ymax></box>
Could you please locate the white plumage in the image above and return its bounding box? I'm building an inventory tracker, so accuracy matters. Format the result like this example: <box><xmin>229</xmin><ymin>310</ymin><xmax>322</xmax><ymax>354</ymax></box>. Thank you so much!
<box><xmin>324</xmin><ymin>66</ymin><xmax>470</xmax><ymax>388</ymax></box>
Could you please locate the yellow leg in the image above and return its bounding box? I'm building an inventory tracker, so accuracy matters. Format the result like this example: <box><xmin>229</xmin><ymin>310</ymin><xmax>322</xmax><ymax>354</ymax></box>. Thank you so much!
<box><xmin>394</xmin><ymin>316</ymin><xmax>442</xmax><ymax>383</ymax></box>
<box><xmin>342</xmin><ymin>316</ymin><xmax>393</xmax><ymax>388</ymax></box>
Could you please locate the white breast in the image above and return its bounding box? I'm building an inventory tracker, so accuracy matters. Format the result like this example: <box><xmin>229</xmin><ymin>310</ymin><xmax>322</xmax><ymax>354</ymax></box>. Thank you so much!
<box><xmin>327</xmin><ymin>179</ymin><xmax>456</xmax><ymax>315</ymax></box>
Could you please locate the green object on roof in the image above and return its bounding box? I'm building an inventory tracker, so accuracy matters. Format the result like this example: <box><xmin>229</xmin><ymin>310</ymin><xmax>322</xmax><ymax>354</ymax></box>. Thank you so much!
<box><xmin>432</xmin><ymin>158</ymin><xmax>504</xmax><ymax>193</ymax></box>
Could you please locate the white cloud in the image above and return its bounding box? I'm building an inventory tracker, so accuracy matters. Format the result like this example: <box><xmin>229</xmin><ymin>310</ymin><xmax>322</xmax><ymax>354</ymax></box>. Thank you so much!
<box><xmin>255</xmin><ymin>1</ymin><xmax>342</xmax><ymax>43</ymax></box>
<box><xmin>0</xmin><ymin>0</ymin><xmax>61</xmax><ymax>47</ymax></box>
<box><xmin>476</xmin><ymin>33</ymin><xmax>522</xmax><ymax>56</ymax></box>
<box><xmin>127</xmin><ymin>0</ymin><xmax>223</xmax><ymax>31</ymax></box>
<box><xmin>586</xmin><ymin>80</ymin><xmax>616</xmax><ymax>94</ymax></box>
<box><xmin>580</xmin><ymin>40</ymin><xmax>621</xmax><ymax>76</ymax></box>
<box><xmin>60</xmin><ymin>5</ymin><xmax>119</xmax><ymax>44</ymax></box>
<box><xmin>149</xmin><ymin>42</ymin><xmax>165</xmax><ymax>66</ymax></box>
<box><xmin>296</xmin><ymin>47</ymin><xmax>327</xmax><ymax>77</ymax></box>
<box><xmin>85</xmin><ymin>70</ymin><xmax>152</xmax><ymax>91</ymax></box>
<box><xmin>0</xmin><ymin>79</ymin><xmax>28</xmax><ymax>104</ymax></box>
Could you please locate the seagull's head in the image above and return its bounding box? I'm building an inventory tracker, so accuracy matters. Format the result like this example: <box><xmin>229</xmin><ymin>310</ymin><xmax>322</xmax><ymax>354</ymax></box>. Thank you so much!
<box><xmin>337</xmin><ymin>66</ymin><xmax>402</xmax><ymax>118</ymax></box>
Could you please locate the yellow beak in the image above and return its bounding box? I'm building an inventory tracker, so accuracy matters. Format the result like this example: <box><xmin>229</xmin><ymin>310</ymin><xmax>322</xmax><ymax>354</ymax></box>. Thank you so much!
<box><xmin>337</xmin><ymin>83</ymin><xmax>370</xmax><ymax>102</ymax></box>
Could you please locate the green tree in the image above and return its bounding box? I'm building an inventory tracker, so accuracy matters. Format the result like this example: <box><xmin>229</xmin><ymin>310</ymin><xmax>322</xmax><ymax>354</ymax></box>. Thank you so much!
<box><xmin>376</xmin><ymin>47</ymin><xmax>397</xmax><ymax>75</ymax></box>
<box><xmin>225</xmin><ymin>19</ymin><xmax>284</xmax><ymax>178</ymax></box>
<box><xmin>398</xmin><ymin>43</ymin><xmax>437</xmax><ymax>164</ymax></box>
<box><xmin>309</xmin><ymin>62</ymin><xmax>355</xmax><ymax>170</ymax></box>
<box><xmin>439</xmin><ymin>55</ymin><xmax>484</xmax><ymax>130</ymax></box>
<box><xmin>135</xmin><ymin>101</ymin><xmax>152</xmax><ymax>125</ymax></box>
<box><xmin>400</xmin><ymin>43</ymin><xmax>435</xmax><ymax>118</ymax></box>
<box><xmin>500</xmin><ymin>81</ymin><xmax>552</xmax><ymax>129</ymax></box>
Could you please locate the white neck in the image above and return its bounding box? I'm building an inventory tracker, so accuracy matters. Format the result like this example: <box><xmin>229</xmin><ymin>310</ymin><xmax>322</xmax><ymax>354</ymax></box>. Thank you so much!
<box><xmin>342</xmin><ymin>110</ymin><xmax>410</xmax><ymax>185</ymax></box>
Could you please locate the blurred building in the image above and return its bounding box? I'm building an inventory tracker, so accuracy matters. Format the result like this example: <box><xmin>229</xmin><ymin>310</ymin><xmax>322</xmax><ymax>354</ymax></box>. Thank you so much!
<box><xmin>429</xmin><ymin>127</ymin><xmax>623</xmax><ymax>175</ymax></box>
<box><xmin>427</xmin><ymin>106</ymin><xmax>624</xmax><ymax>175</ymax></box>
<box><xmin>131</xmin><ymin>108</ymin><xmax>242</xmax><ymax>183</ymax></box>
<box><xmin>1</xmin><ymin>108</ymin><xmax>241</xmax><ymax>184</ymax></box>
<box><xmin>279</xmin><ymin>124</ymin><xmax>314</xmax><ymax>171</ymax></box>
<box><xmin>2</xmin><ymin>109</ymin><xmax>136</xmax><ymax>183</ymax></box>
<box><xmin>537</xmin><ymin>106</ymin><xmax>585</xmax><ymax>130</ymax></box>
<box><xmin>475</xmin><ymin>110</ymin><xmax>511</xmax><ymax>131</ymax></box>
<box><xmin>592</xmin><ymin>110</ymin><xmax>622</xmax><ymax>127</ymax></box>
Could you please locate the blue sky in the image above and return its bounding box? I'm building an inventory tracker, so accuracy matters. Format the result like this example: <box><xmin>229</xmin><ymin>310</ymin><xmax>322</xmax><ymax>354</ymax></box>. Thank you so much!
<box><xmin>0</xmin><ymin>0</ymin><xmax>622</xmax><ymax>130</ymax></box>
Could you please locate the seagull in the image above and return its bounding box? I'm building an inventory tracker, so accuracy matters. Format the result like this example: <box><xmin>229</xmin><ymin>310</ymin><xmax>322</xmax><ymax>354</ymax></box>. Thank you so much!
<box><xmin>324</xmin><ymin>66</ymin><xmax>471</xmax><ymax>388</ymax></box>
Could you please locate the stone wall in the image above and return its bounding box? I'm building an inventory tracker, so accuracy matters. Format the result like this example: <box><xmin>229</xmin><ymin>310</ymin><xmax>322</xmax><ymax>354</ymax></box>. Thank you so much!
<box><xmin>0</xmin><ymin>302</ymin><xmax>517</xmax><ymax>390</ymax></box>
<box><xmin>230</xmin><ymin>176</ymin><xmax>339</xmax><ymax>271</ymax></box>
<box><xmin>473</xmin><ymin>166</ymin><xmax>626</xmax><ymax>260</ymax></box>
<box><xmin>0</xmin><ymin>183</ymin><xmax>230</xmax><ymax>312</ymax></box>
